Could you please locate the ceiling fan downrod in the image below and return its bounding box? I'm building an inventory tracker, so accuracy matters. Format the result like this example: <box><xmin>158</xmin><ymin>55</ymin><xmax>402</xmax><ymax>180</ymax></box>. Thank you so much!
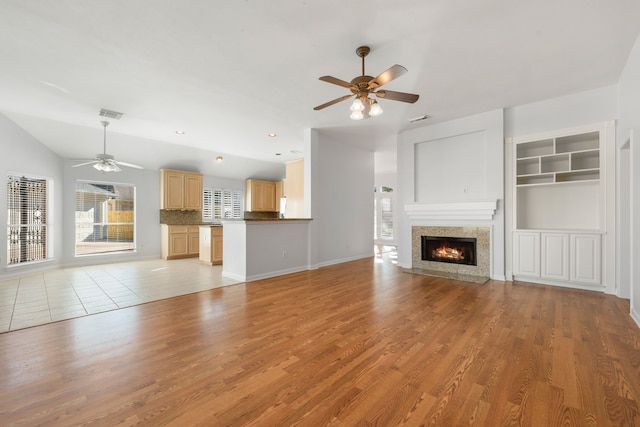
<box><xmin>101</xmin><ymin>120</ymin><xmax>110</xmax><ymax>155</ymax></box>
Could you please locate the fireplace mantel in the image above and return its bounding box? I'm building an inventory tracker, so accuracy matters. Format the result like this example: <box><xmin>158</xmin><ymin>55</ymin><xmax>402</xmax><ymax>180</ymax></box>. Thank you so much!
<box><xmin>405</xmin><ymin>200</ymin><xmax>498</xmax><ymax>221</ymax></box>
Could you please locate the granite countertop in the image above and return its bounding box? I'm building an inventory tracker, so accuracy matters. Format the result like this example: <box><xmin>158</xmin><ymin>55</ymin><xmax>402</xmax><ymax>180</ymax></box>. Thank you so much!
<box><xmin>242</xmin><ymin>218</ymin><xmax>313</xmax><ymax>221</ymax></box>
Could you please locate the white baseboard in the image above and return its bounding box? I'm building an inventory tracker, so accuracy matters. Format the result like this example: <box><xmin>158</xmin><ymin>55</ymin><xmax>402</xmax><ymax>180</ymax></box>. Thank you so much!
<box><xmin>631</xmin><ymin>307</ymin><xmax>640</xmax><ymax>329</ymax></box>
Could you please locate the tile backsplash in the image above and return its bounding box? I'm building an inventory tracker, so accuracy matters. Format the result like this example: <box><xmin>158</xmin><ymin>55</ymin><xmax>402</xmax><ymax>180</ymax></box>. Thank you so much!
<box><xmin>159</xmin><ymin>209</ymin><xmax>203</xmax><ymax>225</ymax></box>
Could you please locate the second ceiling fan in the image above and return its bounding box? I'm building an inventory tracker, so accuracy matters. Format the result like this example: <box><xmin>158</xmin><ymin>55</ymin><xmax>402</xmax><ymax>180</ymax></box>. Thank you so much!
<box><xmin>314</xmin><ymin>45</ymin><xmax>419</xmax><ymax>120</ymax></box>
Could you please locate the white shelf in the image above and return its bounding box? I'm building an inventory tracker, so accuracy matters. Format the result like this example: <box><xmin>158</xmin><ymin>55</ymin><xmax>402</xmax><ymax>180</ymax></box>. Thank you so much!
<box><xmin>511</xmin><ymin>121</ymin><xmax>613</xmax><ymax>292</ymax></box>
<box><xmin>515</xmin><ymin>131</ymin><xmax>600</xmax><ymax>187</ymax></box>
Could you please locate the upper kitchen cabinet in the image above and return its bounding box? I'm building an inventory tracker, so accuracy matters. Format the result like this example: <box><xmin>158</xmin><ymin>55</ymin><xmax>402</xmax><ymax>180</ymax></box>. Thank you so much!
<box><xmin>161</xmin><ymin>168</ymin><xmax>203</xmax><ymax>210</ymax></box>
<box><xmin>245</xmin><ymin>179</ymin><xmax>277</xmax><ymax>212</ymax></box>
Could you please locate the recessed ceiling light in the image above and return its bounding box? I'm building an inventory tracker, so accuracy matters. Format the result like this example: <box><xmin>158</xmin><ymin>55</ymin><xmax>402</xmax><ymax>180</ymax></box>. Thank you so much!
<box><xmin>215</xmin><ymin>156</ymin><xmax>223</xmax><ymax>162</ymax></box>
<box><xmin>176</xmin><ymin>130</ymin><xmax>185</xmax><ymax>135</ymax></box>
<box><xmin>268</xmin><ymin>133</ymin><xmax>277</xmax><ymax>138</ymax></box>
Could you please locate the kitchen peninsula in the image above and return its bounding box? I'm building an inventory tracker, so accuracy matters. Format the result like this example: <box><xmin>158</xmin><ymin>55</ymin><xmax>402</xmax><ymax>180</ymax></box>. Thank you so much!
<box><xmin>222</xmin><ymin>218</ymin><xmax>312</xmax><ymax>282</ymax></box>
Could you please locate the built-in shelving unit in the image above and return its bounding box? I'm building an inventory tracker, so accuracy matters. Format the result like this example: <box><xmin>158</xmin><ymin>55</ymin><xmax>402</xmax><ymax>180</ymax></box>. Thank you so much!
<box><xmin>515</xmin><ymin>131</ymin><xmax>599</xmax><ymax>186</ymax></box>
<box><xmin>510</xmin><ymin>122</ymin><xmax>613</xmax><ymax>292</ymax></box>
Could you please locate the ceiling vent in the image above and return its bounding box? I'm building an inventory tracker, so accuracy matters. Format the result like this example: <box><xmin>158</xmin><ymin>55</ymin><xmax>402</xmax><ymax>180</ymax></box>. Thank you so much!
<box><xmin>409</xmin><ymin>115</ymin><xmax>429</xmax><ymax>123</ymax></box>
<box><xmin>98</xmin><ymin>108</ymin><xmax>124</xmax><ymax>120</ymax></box>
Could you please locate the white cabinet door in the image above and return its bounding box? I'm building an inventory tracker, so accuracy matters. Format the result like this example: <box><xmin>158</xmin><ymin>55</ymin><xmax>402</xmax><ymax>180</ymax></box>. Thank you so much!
<box><xmin>570</xmin><ymin>234</ymin><xmax>601</xmax><ymax>284</ymax></box>
<box><xmin>541</xmin><ymin>233</ymin><xmax>569</xmax><ymax>281</ymax></box>
<box><xmin>513</xmin><ymin>232</ymin><xmax>540</xmax><ymax>277</ymax></box>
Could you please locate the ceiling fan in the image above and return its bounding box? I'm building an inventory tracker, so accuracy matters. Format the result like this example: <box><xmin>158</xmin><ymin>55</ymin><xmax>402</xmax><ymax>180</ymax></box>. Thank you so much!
<box><xmin>73</xmin><ymin>121</ymin><xmax>143</xmax><ymax>172</ymax></box>
<box><xmin>314</xmin><ymin>45</ymin><xmax>420</xmax><ymax>120</ymax></box>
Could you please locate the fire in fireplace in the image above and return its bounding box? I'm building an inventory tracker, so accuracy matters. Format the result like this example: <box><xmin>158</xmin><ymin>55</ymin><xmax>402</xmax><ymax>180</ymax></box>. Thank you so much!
<box><xmin>421</xmin><ymin>236</ymin><xmax>477</xmax><ymax>266</ymax></box>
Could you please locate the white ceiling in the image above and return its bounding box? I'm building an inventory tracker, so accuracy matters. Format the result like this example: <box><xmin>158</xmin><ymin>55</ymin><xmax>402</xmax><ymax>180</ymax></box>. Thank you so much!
<box><xmin>1</xmin><ymin>1</ymin><xmax>639</xmax><ymax>179</ymax></box>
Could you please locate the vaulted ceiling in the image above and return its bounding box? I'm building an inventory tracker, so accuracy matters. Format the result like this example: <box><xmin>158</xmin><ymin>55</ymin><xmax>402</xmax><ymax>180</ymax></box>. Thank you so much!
<box><xmin>1</xmin><ymin>1</ymin><xmax>639</xmax><ymax>179</ymax></box>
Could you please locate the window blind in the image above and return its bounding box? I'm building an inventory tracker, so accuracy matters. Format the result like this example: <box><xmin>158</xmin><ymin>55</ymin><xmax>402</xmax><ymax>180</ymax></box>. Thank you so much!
<box><xmin>75</xmin><ymin>181</ymin><xmax>135</xmax><ymax>256</ymax></box>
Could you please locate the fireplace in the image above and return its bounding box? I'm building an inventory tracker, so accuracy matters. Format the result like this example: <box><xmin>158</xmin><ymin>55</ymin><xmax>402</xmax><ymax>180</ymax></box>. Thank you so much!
<box><xmin>421</xmin><ymin>236</ymin><xmax>477</xmax><ymax>266</ymax></box>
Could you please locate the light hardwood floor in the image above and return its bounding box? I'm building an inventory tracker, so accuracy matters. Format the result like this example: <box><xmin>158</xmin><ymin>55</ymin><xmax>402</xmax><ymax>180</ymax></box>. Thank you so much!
<box><xmin>1</xmin><ymin>250</ymin><xmax>639</xmax><ymax>426</ymax></box>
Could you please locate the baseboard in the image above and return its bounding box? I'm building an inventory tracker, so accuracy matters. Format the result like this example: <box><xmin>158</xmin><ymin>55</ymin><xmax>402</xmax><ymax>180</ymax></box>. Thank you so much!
<box><xmin>512</xmin><ymin>275</ymin><xmax>606</xmax><ymax>293</ymax></box>
<box><xmin>316</xmin><ymin>253</ymin><xmax>372</xmax><ymax>269</ymax></box>
<box><xmin>631</xmin><ymin>307</ymin><xmax>640</xmax><ymax>329</ymax></box>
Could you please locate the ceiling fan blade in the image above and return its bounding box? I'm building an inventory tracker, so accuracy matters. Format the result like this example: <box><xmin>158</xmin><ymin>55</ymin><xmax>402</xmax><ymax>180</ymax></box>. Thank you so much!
<box><xmin>375</xmin><ymin>89</ymin><xmax>419</xmax><ymax>103</ymax></box>
<box><xmin>319</xmin><ymin>75</ymin><xmax>354</xmax><ymax>89</ymax></box>
<box><xmin>367</xmin><ymin>64</ymin><xmax>408</xmax><ymax>89</ymax></box>
<box><xmin>72</xmin><ymin>160</ymin><xmax>99</xmax><ymax>168</ymax></box>
<box><xmin>313</xmin><ymin>94</ymin><xmax>354</xmax><ymax>111</ymax></box>
<box><xmin>114</xmin><ymin>160</ymin><xmax>144</xmax><ymax>170</ymax></box>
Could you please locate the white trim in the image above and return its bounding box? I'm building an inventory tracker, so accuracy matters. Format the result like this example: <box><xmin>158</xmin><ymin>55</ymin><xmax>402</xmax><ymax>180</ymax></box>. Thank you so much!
<box><xmin>404</xmin><ymin>200</ymin><xmax>498</xmax><ymax>221</ymax></box>
<box><xmin>631</xmin><ymin>307</ymin><xmax>640</xmax><ymax>328</ymax></box>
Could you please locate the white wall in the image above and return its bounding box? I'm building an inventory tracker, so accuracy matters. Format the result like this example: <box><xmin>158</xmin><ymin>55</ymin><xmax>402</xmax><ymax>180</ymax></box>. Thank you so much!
<box><xmin>62</xmin><ymin>160</ymin><xmax>162</xmax><ymax>267</ymax></box>
<box><xmin>397</xmin><ymin>109</ymin><xmax>505</xmax><ymax>279</ymax></box>
<box><xmin>305</xmin><ymin>129</ymin><xmax>375</xmax><ymax>268</ymax></box>
<box><xmin>618</xmin><ymin>33</ymin><xmax>640</xmax><ymax>325</ymax></box>
<box><xmin>0</xmin><ymin>113</ymin><xmax>65</xmax><ymax>278</ymax></box>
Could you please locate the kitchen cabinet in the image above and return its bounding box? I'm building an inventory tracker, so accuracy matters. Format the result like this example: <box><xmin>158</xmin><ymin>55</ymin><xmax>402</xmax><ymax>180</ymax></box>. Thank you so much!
<box><xmin>161</xmin><ymin>225</ymin><xmax>200</xmax><ymax>259</ymax></box>
<box><xmin>161</xmin><ymin>169</ymin><xmax>203</xmax><ymax>210</ymax></box>
<box><xmin>199</xmin><ymin>225</ymin><xmax>223</xmax><ymax>265</ymax></box>
<box><xmin>245</xmin><ymin>179</ymin><xmax>277</xmax><ymax>212</ymax></box>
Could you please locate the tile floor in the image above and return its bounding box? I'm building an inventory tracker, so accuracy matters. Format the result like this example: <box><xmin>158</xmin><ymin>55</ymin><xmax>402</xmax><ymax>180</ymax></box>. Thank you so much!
<box><xmin>0</xmin><ymin>258</ymin><xmax>240</xmax><ymax>333</ymax></box>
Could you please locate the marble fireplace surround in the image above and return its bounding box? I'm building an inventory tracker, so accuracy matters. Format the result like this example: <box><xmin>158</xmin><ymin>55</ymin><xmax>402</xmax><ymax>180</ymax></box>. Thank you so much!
<box><xmin>411</xmin><ymin>226</ymin><xmax>491</xmax><ymax>284</ymax></box>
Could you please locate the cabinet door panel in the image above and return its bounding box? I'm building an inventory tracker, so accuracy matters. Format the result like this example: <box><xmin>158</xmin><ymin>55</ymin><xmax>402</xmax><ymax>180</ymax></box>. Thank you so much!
<box><xmin>570</xmin><ymin>234</ymin><xmax>601</xmax><ymax>284</ymax></box>
<box><xmin>513</xmin><ymin>232</ymin><xmax>540</xmax><ymax>277</ymax></box>
<box><xmin>169</xmin><ymin>233</ymin><xmax>188</xmax><ymax>256</ymax></box>
<box><xmin>264</xmin><ymin>182</ymin><xmax>277</xmax><ymax>211</ymax></box>
<box><xmin>184</xmin><ymin>174</ymin><xmax>203</xmax><ymax>210</ymax></box>
<box><xmin>164</xmin><ymin>172</ymin><xmax>184</xmax><ymax>209</ymax></box>
<box><xmin>188</xmin><ymin>232</ymin><xmax>200</xmax><ymax>255</ymax></box>
<box><xmin>541</xmin><ymin>233</ymin><xmax>569</xmax><ymax>280</ymax></box>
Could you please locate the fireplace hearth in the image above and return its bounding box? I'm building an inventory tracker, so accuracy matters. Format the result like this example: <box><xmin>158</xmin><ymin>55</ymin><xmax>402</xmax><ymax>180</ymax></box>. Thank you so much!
<box><xmin>421</xmin><ymin>236</ymin><xmax>477</xmax><ymax>266</ymax></box>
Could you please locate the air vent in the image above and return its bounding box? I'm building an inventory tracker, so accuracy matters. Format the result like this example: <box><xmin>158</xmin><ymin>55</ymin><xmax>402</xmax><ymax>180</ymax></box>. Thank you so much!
<box><xmin>99</xmin><ymin>108</ymin><xmax>124</xmax><ymax>120</ymax></box>
<box><xmin>409</xmin><ymin>115</ymin><xmax>429</xmax><ymax>123</ymax></box>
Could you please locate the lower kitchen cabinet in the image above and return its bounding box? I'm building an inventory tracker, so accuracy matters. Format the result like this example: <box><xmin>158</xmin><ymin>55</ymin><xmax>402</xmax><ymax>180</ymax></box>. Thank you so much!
<box><xmin>161</xmin><ymin>225</ymin><xmax>200</xmax><ymax>259</ymax></box>
<box><xmin>513</xmin><ymin>231</ymin><xmax>601</xmax><ymax>288</ymax></box>
<box><xmin>199</xmin><ymin>225</ymin><xmax>223</xmax><ymax>265</ymax></box>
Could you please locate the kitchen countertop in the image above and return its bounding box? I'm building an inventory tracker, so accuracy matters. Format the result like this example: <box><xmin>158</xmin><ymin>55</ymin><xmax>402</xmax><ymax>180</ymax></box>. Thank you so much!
<box><xmin>241</xmin><ymin>218</ymin><xmax>312</xmax><ymax>221</ymax></box>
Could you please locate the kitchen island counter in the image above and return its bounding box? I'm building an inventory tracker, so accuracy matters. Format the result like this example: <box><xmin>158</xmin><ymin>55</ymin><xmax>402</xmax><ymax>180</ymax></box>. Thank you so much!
<box><xmin>222</xmin><ymin>219</ymin><xmax>313</xmax><ymax>282</ymax></box>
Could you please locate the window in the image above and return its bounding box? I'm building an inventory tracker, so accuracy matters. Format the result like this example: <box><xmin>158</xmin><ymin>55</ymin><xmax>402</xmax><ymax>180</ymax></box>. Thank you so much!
<box><xmin>374</xmin><ymin>185</ymin><xmax>394</xmax><ymax>243</ymax></box>
<box><xmin>75</xmin><ymin>181</ymin><xmax>135</xmax><ymax>256</ymax></box>
<box><xmin>203</xmin><ymin>187</ymin><xmax>243</xmax><ymax>221</ymax></box>
<box><xmin>7</xmin><ymin>174</ymin><xmax>49</xmax><ymax>265</ymax></box>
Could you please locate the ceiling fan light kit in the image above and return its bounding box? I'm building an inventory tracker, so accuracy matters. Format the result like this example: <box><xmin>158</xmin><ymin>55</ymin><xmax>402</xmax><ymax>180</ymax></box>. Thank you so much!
<box><xmin>314</xmin><ymin>45</ymin><xmax>419</xmax><ymax>120</ymax></box>
<box><xmin>72</xmin><ymin>120</ymin><xmax>143</xmax><ymax>172</ymax></box>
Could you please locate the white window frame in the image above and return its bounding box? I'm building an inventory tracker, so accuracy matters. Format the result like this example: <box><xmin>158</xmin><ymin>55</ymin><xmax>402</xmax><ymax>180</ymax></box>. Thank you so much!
<box><xmin>7</xmin><ymin>172</ymin><xmax>52</xmax><ymax>266</ymax></box>
<box><xmin>74</xmin><ymin>180</ymin><xmax>136</xmax><ymax>257</ymax></box>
